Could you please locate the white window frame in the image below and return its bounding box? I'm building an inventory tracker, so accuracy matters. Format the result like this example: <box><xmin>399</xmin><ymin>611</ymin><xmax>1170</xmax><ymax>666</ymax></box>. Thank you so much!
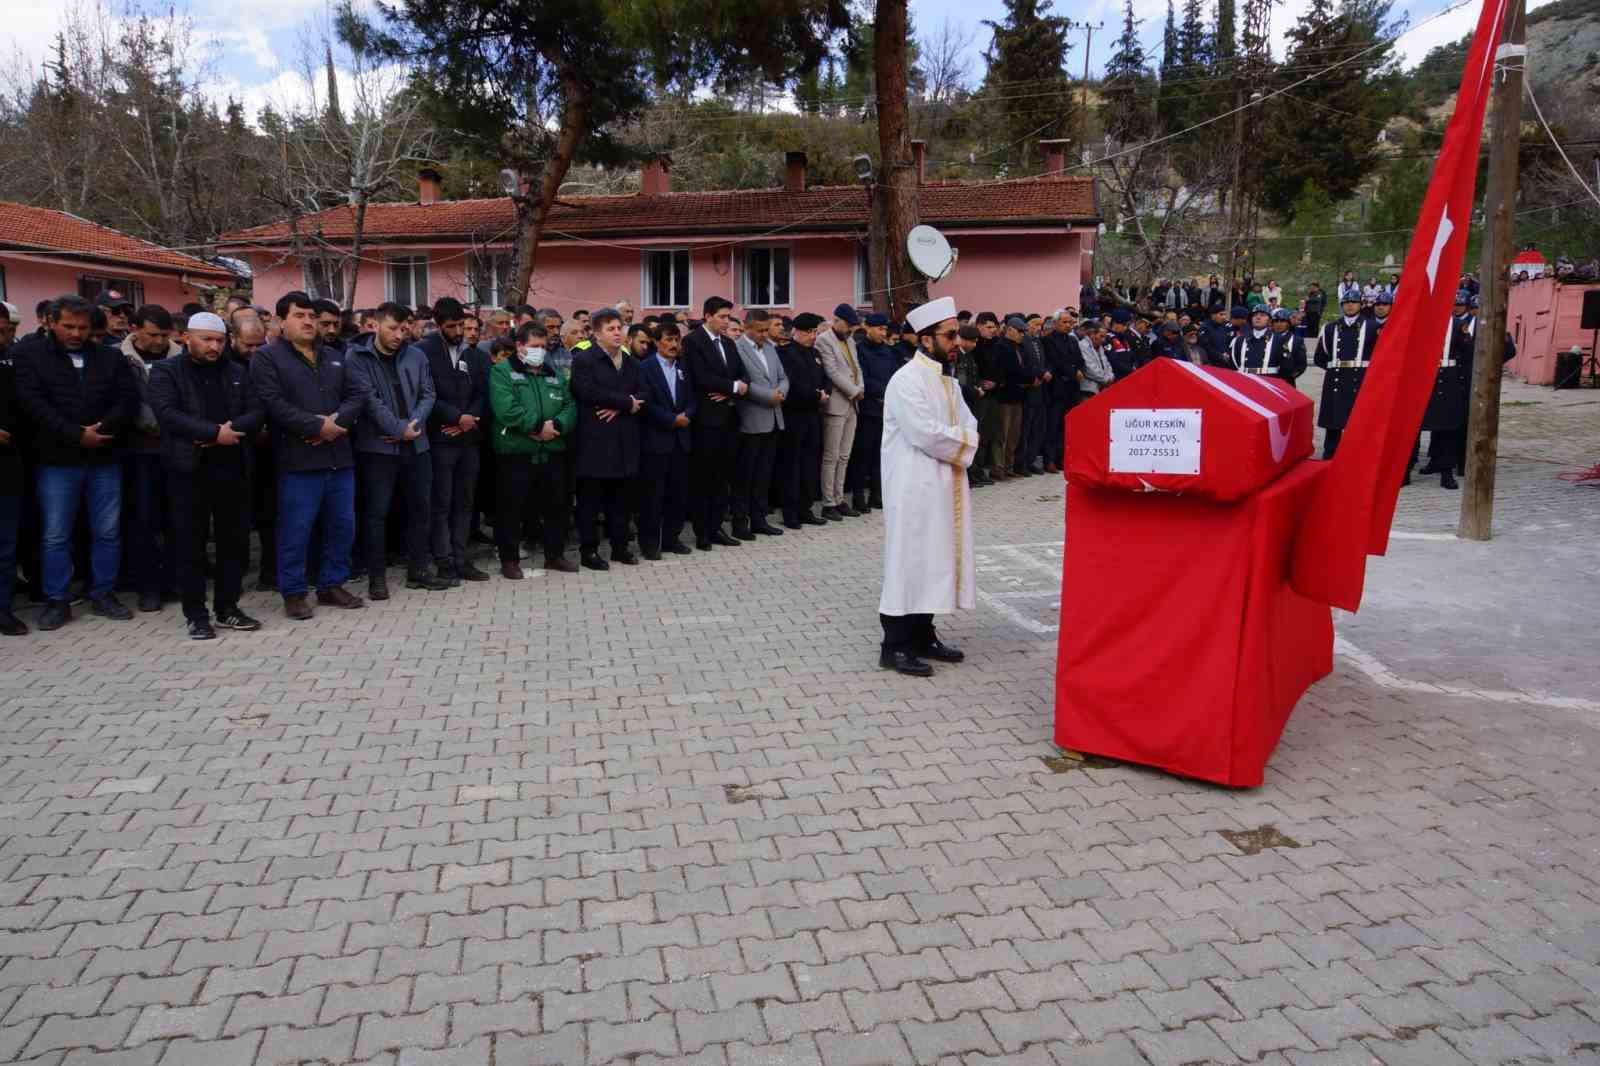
<box><xmin>640</xmin><ymin>248</ymin><xmax>692</xmax><ymax>309</ymax></box>
<box><xmin>740</xmin><ymin>244</ymin><xmax>793</xmax><ymax>308</ymax></box>
<box><xmin>386</xmin><ymin>255</ymin><xmax>430</xmax><ymax>309</ymax></box>
<box><xmin>853</xmin><ymin>241</ymin><xmax>871</xmax><ymax>306</ymax></box>
<box><xmin>468</xmin><ymin>251</ymin><xmax>514</xmax><ymax>308</ymax></box>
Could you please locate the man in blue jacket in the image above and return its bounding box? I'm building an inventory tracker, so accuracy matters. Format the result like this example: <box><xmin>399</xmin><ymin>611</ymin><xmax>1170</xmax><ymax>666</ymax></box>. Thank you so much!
<box><xmin>249</xmin><ymin>290</ymin><xmax>370</xmax><ymax>620</ymax></box>
<box><xmin>347</xmin><ymin>302</ymin><xmax>444</xmax><ymax>599</ymax></box>
<box><xmin>850</xmin><ymin>312</ymin><xmax>899</xmax><ymax>511</ymax></box>
<box><xmin>637</xmin><ymin>321</ymin><xmax>697</xmax><ymax>560</ymax></box>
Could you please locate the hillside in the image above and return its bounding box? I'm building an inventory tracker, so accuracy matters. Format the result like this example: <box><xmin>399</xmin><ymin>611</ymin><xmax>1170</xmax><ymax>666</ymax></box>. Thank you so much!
<box><xmin>1411</xmin><ymin>0</ymin><xmax>1600</xmax><ymax>108</ymax></box>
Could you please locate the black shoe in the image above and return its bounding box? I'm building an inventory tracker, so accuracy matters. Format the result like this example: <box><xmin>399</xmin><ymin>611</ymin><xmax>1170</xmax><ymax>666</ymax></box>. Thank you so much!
<box><xmin>663</xmin><ymin>541</ymin><xmax>694</xmax><ymax>555</ymax></box>
<box><xmin>316</xmin><ymin>587</ymin><xmax>366</xmax><ymax>610</ymax></box>
<box><xmin>696</xmin><ymin>538</ymin><xmax>714</xmax><ymax>551</ymax></box>
<box><xmin>1440</xmin><ymin>471</ymin><xmax>1459</xmax><ymax>490</ymax></box>
<box><xmin>1417</xmin><ymin>462</ymin><xmax>1444</xmax><ymax>475</ymax></box>
<box><xmin>612</xmin><ymin>550</ymin><xmax>639</xmax><ymax>566</ymax></box>
<box><xmin>137</xmin><ymin>592</ymin><xmax>162</xmax><ymax>613</ymax></box>
<box><xmin>0</xmin><ymin>611</ymin><xmax>28</xmax><ymax>636</ymax></box>
<box><xmin>642</xmin><ymin>548</ymin><xmax>662</xmax><ymax>561</ymax></box>
<box><xmin>406</xmin><ymin>572</ymin><xmax>451</xmax><ymax>591</ymax></box>
<box><xmin>868</xmin><ymin>494</ymin><xmax>883</xmax><ymax>509</ymax></box>
<box><xmin>851</xmin><ymin>493</ymin><xmax>869</xmax><ymax>512</ymax></box>
<box><xmin>800</xmin><ymin>512</ymin><xmax>828</xmax><ymax>527</ymax></box>
<box><xmin>837</xmin><ymin>504</ymin><xmax>862</xmax><ymax>518</ymax></box>
<box><xmin>879</xmin><ymin>648</ymin><xmax>934</xmax><ymax>677</ymax></box>
<box><xmin>751</xmin><ymin>522</ymin><xmax>784</xmax><ymax>536</ymax></box>
<box><xmin>458</xmin><ymin>562</ymin><xmax>491</xmax><ymax>582</ymax></box>
<box><xmin>368</xmin><ymin>579</ymin><xmax>390</xmax><ymax>601</ymax></box>
<box><xmin>582</xmin><ymin>553</ymin><xmax>610</xmax><ymax>571</ymax></box>
<box><xmin>733</xmin><ymin>521</ymin><xmax>757</xmax><ymax>541</ymax></box>
<box><xmin>38</xmin><ymin>601</ymin><xmax>70</xmax><ymax>631</ymax></box>
<box><xmin>820</xmin><ymin>507</ymin><xmax>843</xmax><ymax>522</ymax></box>
<box><xmin>436</xmin><ymin>565</ymin><xmax>463</xmax><ymax>588</ymax></box>
<box><xmin>783</xmin><ymin>520</ymin><xmax>803</xmax><ymax>530</ymax></box>
<box><xmin>187</xmin><ymin>617</ymin><xmax>217</xmax><ymax>641</ymax></box>
<box><xmin>215</xmin><ymin>610</ymin><xmax>262</xmax><ymax>632</ymax></box>
<box><xmin>711</xmin><ymin>531</ymin><xmax>741</xmax><ymax>547</ymax></box>
<box><xmin>918</xmin><ymin>639</ymin><xmax>965</xmax><ymax>663</ymax></box>
<box><xmin>91</xmin><ymin>595</ymin><xmax>133</xmax><ymax>621</ymax></box>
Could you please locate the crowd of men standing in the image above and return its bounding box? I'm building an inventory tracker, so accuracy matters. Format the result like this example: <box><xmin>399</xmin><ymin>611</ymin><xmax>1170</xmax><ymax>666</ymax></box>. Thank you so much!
<box><xmin>0</xmin><ymin>269</ymin><xmax>1506</xmax><ymax>640</ymax></box>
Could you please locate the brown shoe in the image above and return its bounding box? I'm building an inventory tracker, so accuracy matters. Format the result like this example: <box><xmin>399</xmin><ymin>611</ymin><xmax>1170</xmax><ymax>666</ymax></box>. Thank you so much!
<box><xmin>545</xmin><ymin>557</ymin><xmax>579</xmax><ymax>573</ymax></box>
<box><xmin>283</xmin><ymin>594</ymin><xmax>314</xmax><ymax>621</ymax></box>
<box><xmin>500</xmin><ymin>561</ymin><xmax>525</xmax><ymax>580</ymax></box>
<box><xmin>315</xmin><ymin>586</ymin><xmax>366</xmax><ymax>610</ymax></box>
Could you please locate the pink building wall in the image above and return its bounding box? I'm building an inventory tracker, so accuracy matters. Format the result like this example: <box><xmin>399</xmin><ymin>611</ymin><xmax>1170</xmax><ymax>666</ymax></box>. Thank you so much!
<box><xmin>1507</xmin><ymin>277</ymin><xmax>1599</xmax><ymax>386</ymax></box>
<box><xmin>235</xmin><ymin>229</ymin><xmax>1091</xmax><ymax>321</ymax></box>
<box><xmin>1</xmin><ymin>254</ymin><xmax>215</xmax><ymax>331</ymax></box>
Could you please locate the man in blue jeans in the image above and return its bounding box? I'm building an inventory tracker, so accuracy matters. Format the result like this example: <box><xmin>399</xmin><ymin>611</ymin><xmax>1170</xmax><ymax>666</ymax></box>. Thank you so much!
<box><xmin>0</xmin><ymin>302</ymin><xmax>28</xmax><ymax>635</ymax></box>
<box><xmin>11</xmin><ymin>294</ymin><xmax>139</xmax><ymax>629</ymax></box>
<box><xmin>248</xmin><ymin>291</ymin><xmax>369</xmax><ymax>620</ymax></box>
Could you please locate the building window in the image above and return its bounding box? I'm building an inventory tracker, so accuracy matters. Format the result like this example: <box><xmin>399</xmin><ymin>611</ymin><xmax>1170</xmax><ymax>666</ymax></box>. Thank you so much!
<box><xmin>0</xmin><ymin>263</ymin><xmax>6</xmax><ymax>301</ymax></box>
<box><xmin>854</xmin><ymin>242</ymin><xmax>871</xmax><ymax>306</ymax></box>
<box><xmin>386</xmin><ymin>255</ymin><xmax>430</xmax><ymax>309</ymax></box>
<box><xmin>642</xmin><ymin>249</ymin><xmax>691</xmax><ymax>308</ymax></box>
<box><xmin>304</xmin><ymin>257</ymin><xmax>346</xmax><ymax>304</ymax></box>
<box><xmin>468</xmin><ymin>252</ymin><xmax>514</xmax><ymax>308</ymax></box>
<box><xmin>77</xmin><ymin>275</ymin><xmax>145</xmax><ymax>307</ymax></box>
<box><xmin>741</xmin><ymin>246</ymin><xmax>791</xmax><ymax>307</ymax></box>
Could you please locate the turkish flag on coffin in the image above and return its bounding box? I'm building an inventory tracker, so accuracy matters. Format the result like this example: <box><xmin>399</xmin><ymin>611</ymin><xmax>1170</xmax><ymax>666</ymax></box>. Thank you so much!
<box><xmin>1064</xmin><ymin>360</ymin><xmax>1315</xmax><ymax>502</ymax></box>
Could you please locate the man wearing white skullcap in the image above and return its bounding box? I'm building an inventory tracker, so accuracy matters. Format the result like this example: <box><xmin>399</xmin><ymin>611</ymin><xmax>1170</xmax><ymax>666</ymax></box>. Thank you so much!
<box><xmin>877</xmin><ymin>295</ymin><xmax>978</xmax><ymax>676</ymax></box>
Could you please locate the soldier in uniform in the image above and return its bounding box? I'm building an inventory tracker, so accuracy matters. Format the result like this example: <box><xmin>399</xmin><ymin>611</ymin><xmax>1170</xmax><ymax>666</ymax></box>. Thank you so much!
<box><xmin>1269</xmin><ymin>308</ymin><xmax>1307</xmax><ymax>382</ymax></box>
<box><xmin>1314</xmin><ymin>293</ymin><xmax>1375</xmax><ymax>459</ymax></box>
<box><xmin>1418</xmin><ymin>292</ymin><xmax>1472</xmax><ymax>490</ymax></box>
<box><xmin>1228</xmin><ymin>306</ymin><xmax>1305</xmax><ymax>381</ymax></box>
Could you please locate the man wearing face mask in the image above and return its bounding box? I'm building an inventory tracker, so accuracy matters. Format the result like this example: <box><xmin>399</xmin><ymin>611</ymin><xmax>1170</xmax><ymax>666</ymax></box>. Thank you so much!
<box><xmin>147</xmin><ymin>313</ymin><xmax>266</xmax><ymax>639</ymax></box>
<box><xmin>489</xmin><ymin>324</ymin><xmax>577</xmax><ymax>576</ymax></box>
<box><xmin>418</xmin><ymin>297</ymin><xmax>490</xmax><ymax>586</ymax></box>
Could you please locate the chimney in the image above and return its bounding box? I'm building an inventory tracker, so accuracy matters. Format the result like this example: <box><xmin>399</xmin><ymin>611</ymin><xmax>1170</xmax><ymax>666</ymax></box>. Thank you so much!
<box><xmin>911</xmin><ymin>140</ymin><xmax>927</xmax><ymax>184</ymax></box>
<box><xmin>1038</xmin><ymin>140</ymin><xmax>1070</xmax><ymax>179</ymax></box>
<box><xmin>640</xmin><ymin>154</ymin><xmax>672</xmax><ymax>196</ymax></box>
<box><xmin>784</xmin><ymin>151</ymin><xmax>807</xmax><ymax>194</ymax></box>
<box><xmin>418</xmin><ymin>167</ymin><xmax>443</xmax><ymax>204</ymax></box>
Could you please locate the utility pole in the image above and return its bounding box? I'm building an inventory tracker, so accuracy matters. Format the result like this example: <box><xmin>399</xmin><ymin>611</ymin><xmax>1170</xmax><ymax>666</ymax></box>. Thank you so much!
<box><xmin>1076</xmin><ymin>21</ymin><xmax>1101</xmax><ymax>146</ymax></box>
<box><xmin>1459</xmin><ymin>0</ymin><xmax>1526</xmax><ymax>540</ymax></box>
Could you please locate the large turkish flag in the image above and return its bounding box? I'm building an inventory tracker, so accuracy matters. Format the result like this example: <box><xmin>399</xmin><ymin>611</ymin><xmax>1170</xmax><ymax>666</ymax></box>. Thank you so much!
<box><xmin>1290</xmin><ymin>0</ymin><xmax>1513</xmax><ymax>611</ymax></box>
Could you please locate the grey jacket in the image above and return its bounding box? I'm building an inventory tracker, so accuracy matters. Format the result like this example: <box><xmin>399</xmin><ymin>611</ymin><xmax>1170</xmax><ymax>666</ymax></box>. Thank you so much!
<box><xmin>1078</xmin><ymin>336</ymin><xmax>1114</xmax><ymax>394</ymax></box>
<box><xmin>121</xmin><ymin>335</ymin><xmax>181</xmax><ymax>455</ymax></box>
<box><xmin>735</xmin><ymin>336</ymin><xmax>788</xmax><ymax>434</ymax></box>
<box><xmin>345</xmin><ymin>339</ymin><xmax>436</xmax><ymax>455</ymax></box>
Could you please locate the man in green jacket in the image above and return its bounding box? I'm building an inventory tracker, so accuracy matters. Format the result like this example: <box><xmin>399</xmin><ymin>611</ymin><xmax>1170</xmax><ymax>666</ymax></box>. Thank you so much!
<box><xmin>489</xmin><ymin>324</ymin><xmax>578</xmax><ymax>577</ymax></box>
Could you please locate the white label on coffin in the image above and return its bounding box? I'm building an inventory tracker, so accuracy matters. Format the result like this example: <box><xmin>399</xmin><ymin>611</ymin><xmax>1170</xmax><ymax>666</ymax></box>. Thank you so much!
<box><xmin>1109</xmin><ymin>408</ymin><xmax>1202</xmax><ymax>475</ymax></box>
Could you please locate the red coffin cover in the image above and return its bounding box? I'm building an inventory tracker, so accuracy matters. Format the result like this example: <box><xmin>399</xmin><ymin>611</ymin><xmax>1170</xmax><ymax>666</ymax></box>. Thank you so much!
<box><xmin>1065</xmin><ymin>359</ymin><xmax>1314</xmax><ymax>502</ymax></box>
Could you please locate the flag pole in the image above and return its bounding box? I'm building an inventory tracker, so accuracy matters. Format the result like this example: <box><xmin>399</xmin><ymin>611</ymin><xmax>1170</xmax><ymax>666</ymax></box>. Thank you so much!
<box><xmin>1460</xmin><ymin>0</ymin><xmax>1527</xmax><ymax>540</ymax></box>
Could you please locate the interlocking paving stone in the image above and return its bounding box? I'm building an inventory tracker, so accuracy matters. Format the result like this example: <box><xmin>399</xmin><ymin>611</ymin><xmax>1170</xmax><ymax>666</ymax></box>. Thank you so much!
<box><xmin>0</xmin><ymin>373</ymin><xmax>1596</xmax><ymax>1066</ymax></box>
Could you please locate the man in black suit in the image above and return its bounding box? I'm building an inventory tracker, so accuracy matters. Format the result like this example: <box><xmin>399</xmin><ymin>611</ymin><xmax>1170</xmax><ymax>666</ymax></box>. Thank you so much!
<box><xmin>636</xmin><ymin>322</ymin><xmax>697</xmax><ymax>559</ymax></box>
<box><xmin>680</xmin><ymin>295</ymin><xmax>749</xmax><ymax>551</ymax></box>
<box><xmin>416</xmin><ymin>297</ymin><xmax>490</xmax><ymax>584</ymax></box>
<box><xmin>568</xmin><ymin>308</ymin><xmax>643</xmax><ymax>570</ymax></box>
<box><xmin>775</xmin><ymin>313</ymin><xmax>829</xmax><ymax>529</ymax></box>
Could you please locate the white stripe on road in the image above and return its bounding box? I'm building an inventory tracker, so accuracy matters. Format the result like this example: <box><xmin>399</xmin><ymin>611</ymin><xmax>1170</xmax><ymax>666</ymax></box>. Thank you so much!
<box><xmin>1334</xmin><ymin>635</ymin><xmax>1600</xmax><ymax>714</ymax></box>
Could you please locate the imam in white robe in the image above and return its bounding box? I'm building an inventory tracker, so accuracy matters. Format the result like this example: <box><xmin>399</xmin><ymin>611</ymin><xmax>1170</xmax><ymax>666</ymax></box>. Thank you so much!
<box><xmin>878</xmin><ymin>353</ymin><xmax>979</xmax><ymax>616</ymax></box>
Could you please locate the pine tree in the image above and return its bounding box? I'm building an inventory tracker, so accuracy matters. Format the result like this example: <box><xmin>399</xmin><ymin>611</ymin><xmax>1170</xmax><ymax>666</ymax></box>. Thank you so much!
<box><xmin>1260</xmin><ymin>0</ymin><xmax>1404</xmax><ymax>215</ymax></box>
<box><xmin>981</xmin><ymin>0</ymin><xmax>1074</xmax><ymax>169</ymax></box>
<box><xmin>1102</xmin><ymin>0</ymin><xmax>1155</xmax><ymax>145</ymax></box>
<box><xmin>1156</xmin><ymin>0</ymin><xmax>1182</xmax><ymax>135</ymax></box>
<box><xmin>1214</xmin><ymin>0</ymin><xmax>1237</xmax><ymax>66</ymax></box>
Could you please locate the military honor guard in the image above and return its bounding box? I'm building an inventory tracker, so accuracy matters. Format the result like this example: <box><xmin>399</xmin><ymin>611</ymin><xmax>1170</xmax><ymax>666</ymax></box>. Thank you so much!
<box><xmin>1314</xmin><ymin>293</ymin><xmax>1377</xmax><ymax>459</ymax></box>
<box><xmin>1228</xmin><ymin>306</ymin><xmax>1305</xmax><ymax>381</ymax></box>
<box><xmin>1417</xmin><ymin>291</ymin><xmax>1473</xmax><ymax>490</ymax></box>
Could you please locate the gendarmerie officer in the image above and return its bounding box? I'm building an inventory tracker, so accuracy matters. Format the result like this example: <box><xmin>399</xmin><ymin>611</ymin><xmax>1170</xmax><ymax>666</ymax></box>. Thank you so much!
<box><xmin>1228</xmin><ymin>306</ymin><xmax>1304</xmax><ymax>381</ymax></box>
<box><xmin>1314</xmin><ymin>293</ymin><xmax>1376</xmax><ymax>459</ymax></box>
<box><xmin>1418</xmin><ymin>291</ymin><xmax>1472</xmax><ymax>490</ymax></box>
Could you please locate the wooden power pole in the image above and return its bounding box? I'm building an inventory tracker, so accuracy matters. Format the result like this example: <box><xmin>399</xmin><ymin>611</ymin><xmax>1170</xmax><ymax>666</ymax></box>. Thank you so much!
<box><xmin>1459</xmin><ymin>0</ymin><xmax>1526</xmax><ymax>540</ymax></box>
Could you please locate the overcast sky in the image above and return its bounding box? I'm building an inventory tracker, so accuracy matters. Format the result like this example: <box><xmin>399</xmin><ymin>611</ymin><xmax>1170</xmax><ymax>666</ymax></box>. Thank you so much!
<box><xmin>6</xmin><ymin>0</ymin><xmax>1549</xmax><ymax>124</ymax></box>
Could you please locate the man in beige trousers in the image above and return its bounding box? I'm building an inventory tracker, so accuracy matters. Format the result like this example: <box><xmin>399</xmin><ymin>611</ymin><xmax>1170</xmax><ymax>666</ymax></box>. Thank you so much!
<box><xmin>816</xmin><ymin>302</ymin><xmax>863</xmax><ymax>520</ymax></box>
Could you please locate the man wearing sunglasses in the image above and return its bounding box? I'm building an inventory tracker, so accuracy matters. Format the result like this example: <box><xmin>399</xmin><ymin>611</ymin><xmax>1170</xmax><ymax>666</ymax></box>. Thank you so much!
<box><xmin>877</xmin><ymin>296</ymin><xmax>978</xmax><ymax>677</ymax></box>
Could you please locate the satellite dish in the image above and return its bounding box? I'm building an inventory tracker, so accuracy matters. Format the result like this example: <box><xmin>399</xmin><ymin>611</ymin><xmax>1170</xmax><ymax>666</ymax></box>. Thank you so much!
<box><xmin>907</xmin><ymin>225</ymin><xmax>956</xmax><ymax>281</ymax></box>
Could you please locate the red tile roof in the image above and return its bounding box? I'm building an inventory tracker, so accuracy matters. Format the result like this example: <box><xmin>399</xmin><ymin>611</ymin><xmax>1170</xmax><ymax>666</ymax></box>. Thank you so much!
<box><xmin>0</xmin><ymin>201</ymin><xmax>235</xmax><ymax>282</ymax></box>
<box><xmin>219</xmin><ymin>177</ymin><xmax>1099</xmax><ymax>248</ymax></box>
